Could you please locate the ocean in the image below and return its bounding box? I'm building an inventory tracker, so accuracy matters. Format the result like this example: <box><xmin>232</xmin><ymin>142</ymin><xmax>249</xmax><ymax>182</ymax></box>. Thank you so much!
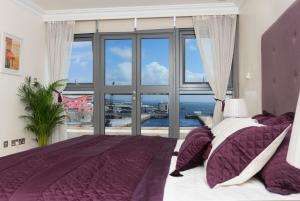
<box><xmin>142</xmin><ymin>102</ymin><xmax>215</xmax><ymax>127</ymax></box>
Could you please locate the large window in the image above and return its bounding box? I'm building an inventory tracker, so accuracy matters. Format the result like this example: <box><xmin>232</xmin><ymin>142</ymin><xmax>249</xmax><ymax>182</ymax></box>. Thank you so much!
<box><xmin>64</xmin><ymin>34</ymin><xmax>94</xmax><ymax>139</ymax></box>
<box><xmin>64</xmin><ymin>29</ymin><xmax>236</xmax><ymax>139</ymax></box>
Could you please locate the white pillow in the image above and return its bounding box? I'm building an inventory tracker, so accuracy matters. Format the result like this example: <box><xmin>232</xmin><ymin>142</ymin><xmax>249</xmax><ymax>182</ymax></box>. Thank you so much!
<box><xmin>211</xmin><ymin>118</ymin><xmax>263</xmax><ymax>153</ymax></box>
<box><xmin>212</xmin><ymin>117</ymin><xmax>259</xmax><ymax>136</ymax></box>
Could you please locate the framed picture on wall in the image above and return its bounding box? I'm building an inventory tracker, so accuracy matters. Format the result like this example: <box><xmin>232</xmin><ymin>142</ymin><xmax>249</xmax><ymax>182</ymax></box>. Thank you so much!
<box><xmin>0</xmin><ymin>32</ymin><xmax>22</xmax><ymax>76</ymax></box>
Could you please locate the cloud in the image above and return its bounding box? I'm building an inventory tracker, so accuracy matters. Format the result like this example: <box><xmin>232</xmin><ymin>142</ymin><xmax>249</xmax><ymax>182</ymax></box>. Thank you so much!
<box><xmin>71</xmin><ymin>51</ymin><xmax>92</xmax><ymax>68</ymax></box>
<box><xmin>109</xmin><ymin>47</ymin><xmax>132</xmax><ymax>60</ymax></box>
<box><xmin>142</xmin><ymin>62</ymin><xmax>169</xmax><ymax>85</ymax></box>
<box><xmin>185</xmin><ymin>39</ymin><xmax>198</xmax><ymax>52</ymax></box>
<box><xmin>106</xmin><ymin>62</ymin><xmax>132</xmax><ymax>85</ymax></box>
<box><xmin>106</xmin><ymin>61</ymin><xmax>169</xmax><ymax>86</ymax></box>
<box><xmin>185</xmin><ymin>70</ymin><xmax>206</xmax><ymax>82</ymax></box>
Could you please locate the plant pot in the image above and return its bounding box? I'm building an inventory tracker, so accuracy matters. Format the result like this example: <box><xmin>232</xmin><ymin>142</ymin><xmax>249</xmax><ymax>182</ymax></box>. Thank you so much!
<box><xmin>37</xmin><ymin>136</ymin><xmax>49</xmax><ymax>147</ymax></box>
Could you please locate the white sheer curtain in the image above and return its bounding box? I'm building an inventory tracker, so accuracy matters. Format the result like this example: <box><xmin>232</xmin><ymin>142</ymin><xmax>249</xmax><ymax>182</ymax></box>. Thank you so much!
<box><xmin>45</xmin><ymin>21</ymin><xmax>75</xmax><ymax>143</ymax></box>
<box><xmin>193</xmin><ymin>15</ymin><xmax>237</xmax><ymax>126</ymax></box>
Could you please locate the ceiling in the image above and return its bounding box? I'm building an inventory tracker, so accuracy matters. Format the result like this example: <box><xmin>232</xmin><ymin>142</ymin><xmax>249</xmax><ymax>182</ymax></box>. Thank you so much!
<box><xmin>16</xmin><ymin>0</ymin><xmax>241</xmax><ymax>21</ymax></box>
<box><xmin>29</xmin><ymin>0</ymin><xmax>240</xmax><ymax>10</ymax></box>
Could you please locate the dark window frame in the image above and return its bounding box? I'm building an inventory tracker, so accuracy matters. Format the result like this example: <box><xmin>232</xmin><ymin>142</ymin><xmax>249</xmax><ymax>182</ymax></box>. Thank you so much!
<box><xmin>64</xmin><ymin>29</ymin><xmax>238</xmax><ymax>138</ymax></box>
<box><xmin>63</xmin><ymin>34</ymin><xmax>95</xmax><ymax>136</ymax></box>
<box><xmin>179</xmin><ymin>30</ymin><xmax>234</xmax><ymax>92</ymax></box>
<box><xmin>65</xmin><ymin>33</ymin><xmax>94</xmax><ymax>92</ymax></box>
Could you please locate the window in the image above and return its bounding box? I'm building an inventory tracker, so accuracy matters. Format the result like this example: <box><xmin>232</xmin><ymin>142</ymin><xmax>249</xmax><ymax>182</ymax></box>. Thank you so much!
<box><xmin>63</xmin><ymin>92</ymin><xmax>94</xmax><ymax>139</ymax></box>
<box><xmin>64</xmin><ymin>34</ymin><xmax>94</xmax><ymax>139</ymax></box>
<box><xmin>178</xmin><ymin>30</ymin><xmax>234</xmax><ymax>139</ymax></box>
<box><xmin>141</xmin><ymin>94</ymin><xmax>169</xmax><ymax>137</ymax></box>
<box><xmin>104</xmin><ymin>94</ymin><xmax>132</xmax><ymax>136</ymax></box>
<box><xmin>105</xmin><ymin>39</ymin><xmax>133</xmax><ymax>86</ymax></box>
<box><xmin>141</xmin><ymin>38</ymin><xmax>169</xmax><ymax>86</ymax></box>
<box><xmin>184</xmin><ymin>38</ymin><xmax>207</xmax><ymax>83</ymax></box>
<box><xmin>64</xmin><ymin>29</ymin><xmax>236</xmax><ymax>139</ymax></box>
<box><xmin>68</xmin><ymin>40</ymin><xmax>93</xmax><ymax>84</ymax></box>
<box><xmin>180</xmin><ymin>32</ymin><xmax>211</xmax><ymax>89</ymax></box>
<box><xmin>179</xmin><ymin>94</ymin><xmax>215</xmax><ymax>138</ymax></box>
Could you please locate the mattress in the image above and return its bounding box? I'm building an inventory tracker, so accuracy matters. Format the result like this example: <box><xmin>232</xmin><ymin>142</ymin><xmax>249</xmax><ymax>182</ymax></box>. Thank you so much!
<box><xmin>163</xmin><ymin>140</ymin><xmax>300</xmax><ymax>201</ymax></box>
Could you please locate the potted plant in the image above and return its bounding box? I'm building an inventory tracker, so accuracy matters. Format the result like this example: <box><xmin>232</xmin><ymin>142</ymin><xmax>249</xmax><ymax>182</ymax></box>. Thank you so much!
<box><xmin>18</xmin><ymin>77</ymin><xmax>66</xmax><ymax>146</ymax></box>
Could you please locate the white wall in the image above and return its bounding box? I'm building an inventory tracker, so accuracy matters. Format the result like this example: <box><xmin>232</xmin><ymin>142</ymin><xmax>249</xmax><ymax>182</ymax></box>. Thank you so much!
<box><xmin>239</xmin><ymin>0</ymin><xmax>296</xmax><ymax>116</ymax></box>
<box><xmin>0</xmin><ymin>0</ymin><xmax>45</xmax><ymax>156</ymax></box>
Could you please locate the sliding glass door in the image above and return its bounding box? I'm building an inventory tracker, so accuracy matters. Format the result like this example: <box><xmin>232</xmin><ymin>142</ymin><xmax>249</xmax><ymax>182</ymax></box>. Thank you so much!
<box><xmin>67</xmin><ymin>29</ymin><xmax>235</xmax><ymax>140</ymax></box>
<box><xmin>137</xmin><ymin>35</ymin><xmax>174</xmax><ymax>137</ymax></box>
<box><xmin>98</xmin><ymin>32</ymin><xmax>175</xmax><ymax>137</ymax></box>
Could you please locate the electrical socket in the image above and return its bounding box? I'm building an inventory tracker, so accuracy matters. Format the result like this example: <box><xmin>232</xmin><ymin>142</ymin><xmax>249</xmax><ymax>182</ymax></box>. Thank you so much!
<box><xmin>11</xmin><ymin>140</ymin><xmax>17</xmax><ymax>146</ymax></box>
<box><xmin>19</xmin><ymin>138</ymin><xmax>25</xmax><ymax>145</ymax></box>
<box><xmin>11</xmin><ymin>139</ymin><xmax>20</xmax><ymax>146</ymax></box>
<box><xmin>3</xmin><ymin>141</ymin><xmax>8</xmax><ymax>148</ymax></box>
<box><xmin>11</xmin><ymin>138</ymin><xmax>25</xmax><ymax>147</ymax></box>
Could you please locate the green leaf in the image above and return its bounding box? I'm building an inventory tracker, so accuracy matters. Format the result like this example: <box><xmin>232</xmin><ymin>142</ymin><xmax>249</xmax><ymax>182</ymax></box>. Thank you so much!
<box><xmin>18</xmin><ymin>76</ymin><xmax>66</xmax><ymax>146</ymax></box>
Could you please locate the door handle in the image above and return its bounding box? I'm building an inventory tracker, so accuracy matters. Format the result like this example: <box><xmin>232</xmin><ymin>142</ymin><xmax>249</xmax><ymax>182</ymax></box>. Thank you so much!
<box><xmin>132</xmin><ymin>91</ymin><xmax>136</xmax><ymax>101</ymax></box>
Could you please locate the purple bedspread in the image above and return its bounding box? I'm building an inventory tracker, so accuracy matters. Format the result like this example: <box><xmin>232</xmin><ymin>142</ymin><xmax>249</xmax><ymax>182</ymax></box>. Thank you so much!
<box><xmin>0</xmin><ymin>135</ymin><xmax>176</xmax><ymax>201</ymax></box>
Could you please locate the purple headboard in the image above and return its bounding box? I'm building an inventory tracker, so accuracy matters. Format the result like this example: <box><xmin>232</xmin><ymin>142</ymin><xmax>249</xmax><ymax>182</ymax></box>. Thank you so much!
<box><xmin>262</xmin><ymin>0</ymin><xmax>300</xmax><ymax>115</ymax></box>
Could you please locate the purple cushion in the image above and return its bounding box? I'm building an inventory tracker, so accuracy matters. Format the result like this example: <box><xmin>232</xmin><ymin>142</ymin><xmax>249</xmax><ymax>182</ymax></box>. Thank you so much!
<box><xmin>262</xmin><ymin>112</ymin><xmax>294</xmax><ymax>125</ymax></box>
<box><xmin>206</xmin><ymin>123</ymin><xmax>290</xmax><ymax>188</ymax></box>
<box><xmin>171</xmin><ymin>127</ymin><xmax>213</xmax><ymax>176</ymax></box>
<box><xmin>252</xmin><ymin>111</ymin><xmax>275</xmax><ymax>123</ymax></box>
<box><xmin>253</xmin><ymin>112</ymin><xmax>294</xmax><ymax>125</ymax></box>
<box><xmin>259</xmin><ymin>130</ymin><xmax>300</xmax><ymax>195</ymax></box>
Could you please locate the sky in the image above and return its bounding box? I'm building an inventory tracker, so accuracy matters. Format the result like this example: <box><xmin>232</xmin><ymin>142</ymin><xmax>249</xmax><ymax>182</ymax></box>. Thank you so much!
<box><xmin>69</xmin><ymin>41</ymin><xmax>93</xmax><ymax>83</ymax></box>
<box><xmin>68</xmin><ymin>37</ymin><xmax>212</xmax><ymax>103</ymax></box>
<box><xmin>185</xmin><ymin>39</ymin><xmax>206</xmax><ymax>82</ymax></box>
<box><xmin>105</xmin><ymin>39</ymin><xmax>132</xmax><ymax>85</ymax></box>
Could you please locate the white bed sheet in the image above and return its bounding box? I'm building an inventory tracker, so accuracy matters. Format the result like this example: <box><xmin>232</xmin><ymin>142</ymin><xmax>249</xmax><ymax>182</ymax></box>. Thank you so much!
<box><xmin>163</xmin><ymin>140</ymin><xmax>300</xmax><ymax>201</ymax></box>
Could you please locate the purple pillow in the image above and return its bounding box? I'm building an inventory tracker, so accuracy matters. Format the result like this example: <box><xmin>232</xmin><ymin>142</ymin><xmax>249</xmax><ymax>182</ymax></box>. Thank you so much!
<box><xmin>259</xmin><ymin>130</ymin><xmax>300</xmax><ymax>195</ymax></box>
<box><xmin>170</xmin><ymin>127</ymin><xmax>213</xmax><ymax>177</ymax></box>
<box><xmin>252</xmin><ymin>111</ymin><xmax>275</xmax><ymax>123</ymax></box>
<box><xmin>253</xmin><ymin>112</ymin><xmax>294</xmax><ymax>125</ymax></box>
<box><xmin>206</xmin><ymin>123</ymin><xmax>291</xmax><ymax>188</ymax></box>
<box><xmin>262</xmin><ymin>112</ymin><xmax>294</xmax><ymax>126</ymax></box>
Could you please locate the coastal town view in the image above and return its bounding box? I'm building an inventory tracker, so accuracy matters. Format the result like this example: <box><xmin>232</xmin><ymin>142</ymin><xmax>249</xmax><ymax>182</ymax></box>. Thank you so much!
<box><xmin>65</xmin><ymin>38</ymin><xmax>217</xmax><ymax>138</ymax></box>
<box><xmin>63</xmin><ymin>94</ymin><xmax>215</xmax><ymax>138</ymax></box>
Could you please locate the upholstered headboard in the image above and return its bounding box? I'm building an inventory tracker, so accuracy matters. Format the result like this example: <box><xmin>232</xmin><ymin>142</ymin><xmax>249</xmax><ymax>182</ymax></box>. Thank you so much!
<box><xmin>262</xmin><ymin>0</ymin><xmax>300</xmax><ymax>115</ymax></box>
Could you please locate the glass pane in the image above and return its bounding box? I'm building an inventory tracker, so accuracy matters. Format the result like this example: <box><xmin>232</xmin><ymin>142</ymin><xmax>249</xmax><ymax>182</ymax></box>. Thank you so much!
<box><xmin>68</xmin><ymin>41</ymin><xmax>93</xmax><ymax>83</ymax></box>
<box><xmin>105</xmin><ymin>94</ymin><xmax>132</xmax><ymax>135</ymax></box>
<box><xmin>184</xmin><ymin>38</ymin><xmax>207</xmax><ymax>83</ymax></box>
<box><xmin>179</xmin><ymin>95</ymin><xmax>215</xmax><ymax>139</ymax></box>
<box><xmin>63</xmin><ymin>92</ymin><xmax>94</xmax><ymax>139</ymax></box>
<box><xmin>105</xmin><ymin>39</ymin><xmax>132</xmax><ymax>86</ymax></box>
<box><xmin>141</xmin><ymin>38</ymin><xmax>169</xmax><ymax>85</ymax></box>
<box><xmin>141</xmin><ymin>94</ymin><xmax>169</xmax><ymax>137</ymax></box>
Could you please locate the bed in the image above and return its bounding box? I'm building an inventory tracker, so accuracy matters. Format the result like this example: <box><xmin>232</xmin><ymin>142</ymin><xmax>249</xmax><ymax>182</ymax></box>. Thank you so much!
<box><xmin>164</xmin><ymin>140</ymin><xmax>300</xmax><ymax>201</ymax></box>
<box><xmin>0</xmin><ymin>135</ymin><xmax>176</xmax><ymax>201</ymax></box>
<box><xmin>1</xmin><ymin>0</ymin><xmax>300</xmax><ymax>200</ymax></box>
<box><xmin>1</xmin><ymin>136</ymin><xmax>300</xmax><ymax>201</ymax></box>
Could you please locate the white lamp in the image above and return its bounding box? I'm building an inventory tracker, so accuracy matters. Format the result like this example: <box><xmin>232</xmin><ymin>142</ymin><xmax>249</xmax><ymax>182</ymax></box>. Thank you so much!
<box><xmin>223</xmin><ymin>98</ymin><xmax>249</xmax><ymax>118</ymax></box>
<box><xmin>287</xmin><ymin>92</ymin><xmax>300</xmax><ymax>169</ymax></box>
